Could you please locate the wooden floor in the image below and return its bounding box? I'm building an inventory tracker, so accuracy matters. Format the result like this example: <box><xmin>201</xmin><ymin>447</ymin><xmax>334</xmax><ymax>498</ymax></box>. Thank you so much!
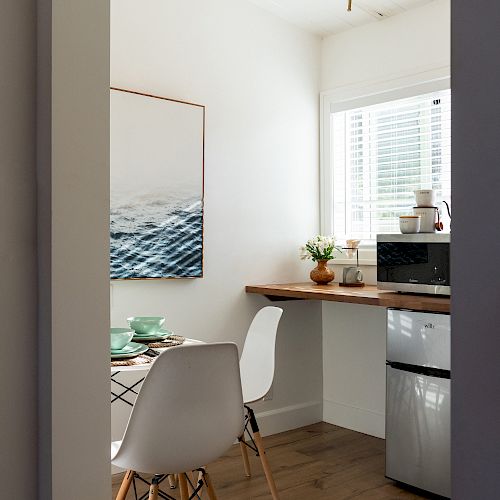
<box><xmin>112</xmin><ymin>422</ymin><xmax>434</xmax><ymax>499</ymax></box>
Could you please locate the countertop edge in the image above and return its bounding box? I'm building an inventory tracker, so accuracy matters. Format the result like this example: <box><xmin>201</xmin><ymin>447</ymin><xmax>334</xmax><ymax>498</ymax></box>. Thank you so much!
<box><xmin>245</xmin><ymin>283</ymin><xmax>450</xmax><ymax>313</ymax></box>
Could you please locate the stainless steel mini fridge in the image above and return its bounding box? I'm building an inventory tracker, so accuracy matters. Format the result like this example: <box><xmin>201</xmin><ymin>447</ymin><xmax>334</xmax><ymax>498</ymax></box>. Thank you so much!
<box><xmin>386</xmin><ymin>309</ymin><xmax>451</xmax><ymax>498</ymax></box>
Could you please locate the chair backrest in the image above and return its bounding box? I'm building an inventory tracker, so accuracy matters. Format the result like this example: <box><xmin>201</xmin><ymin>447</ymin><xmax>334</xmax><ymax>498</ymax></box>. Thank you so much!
<box><xmin>112</xmin><ymin>343</ymin><xmax>244</xmax><ymax>474</ymax></box>
<box><xmin>239</xmin><ymin>306</ymin><xmax>283</xmax><ymax>404</ymax></box>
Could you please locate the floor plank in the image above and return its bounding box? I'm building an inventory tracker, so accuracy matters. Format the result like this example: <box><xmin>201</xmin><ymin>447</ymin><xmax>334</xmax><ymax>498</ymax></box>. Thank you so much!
<box><xmin>111</xmin><ymin>422</ymin><xmax>434</xmax><ymax>499</ymax></box>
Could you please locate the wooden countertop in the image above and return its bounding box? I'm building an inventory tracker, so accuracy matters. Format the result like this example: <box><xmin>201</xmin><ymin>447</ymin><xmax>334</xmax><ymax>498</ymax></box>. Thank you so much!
<box><xmin>246</xmin><ymin>283</ymin><xmax>450</xmax><ymax>313</ymax></box>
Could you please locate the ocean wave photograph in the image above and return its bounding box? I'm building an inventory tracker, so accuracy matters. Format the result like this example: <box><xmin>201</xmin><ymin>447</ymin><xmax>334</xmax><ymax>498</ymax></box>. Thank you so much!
<box><xmin>110</xmin><ymin>198</ymin><xmax>203</xmax><ymax>279</ymax></box>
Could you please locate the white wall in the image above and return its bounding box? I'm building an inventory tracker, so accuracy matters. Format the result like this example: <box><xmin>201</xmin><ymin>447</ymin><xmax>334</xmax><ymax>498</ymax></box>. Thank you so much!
<box><xmin>321</xmin><ymin>0</ymin><xmax>450</xmax><ymax>437</ymax></box>
<box><xmin>111</xmin><ymin>0</ymin><xmax>323</xmax><ymax>439</ymax></box>
<box><xmin>321</xmin><ymin>0</ymin><xmax>450</xmax><ymax>91</ymax></box>
<box><xmin>0</xmin><ymin>2</ymin><xmax>37</xmax><ymax>496</ymax></box>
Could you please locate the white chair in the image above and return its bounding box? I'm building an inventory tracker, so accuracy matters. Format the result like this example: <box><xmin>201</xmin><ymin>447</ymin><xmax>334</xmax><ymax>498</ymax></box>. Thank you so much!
<box><xmin>238</xmin><ymin>306</ymin><xmax>283</xmax><ymax>500</ymax></box>
<box><xmin>112</xmin><ymin>343</ymin><xmax>244</xmax><ymax>500</ymax></box>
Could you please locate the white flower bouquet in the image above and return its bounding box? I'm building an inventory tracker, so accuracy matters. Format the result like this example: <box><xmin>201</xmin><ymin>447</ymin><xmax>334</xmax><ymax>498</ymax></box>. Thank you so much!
<box><xmin>300</xmin><ymin>235</ymin><xmax>341</xmax><ymax>262</ymax></box>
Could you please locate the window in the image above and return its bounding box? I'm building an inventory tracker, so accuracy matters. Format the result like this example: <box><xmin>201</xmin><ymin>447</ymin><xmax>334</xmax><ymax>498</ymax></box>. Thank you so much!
<box><xmin>322</xmin><ymin>81</ymin><xmax>451</xmax><ymax>249</ymax></box>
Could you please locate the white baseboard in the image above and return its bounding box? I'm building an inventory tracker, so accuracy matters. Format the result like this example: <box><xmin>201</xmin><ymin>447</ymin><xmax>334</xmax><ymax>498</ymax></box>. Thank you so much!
<box><xmin>323</xmin><ymin>399</ymin><xmax>385</xmax><ymax>439</ymax></box>
<box><xmin>254</xmin><ymin>400</ymin><xmax>323</xmax><ymax>437</ymax></box>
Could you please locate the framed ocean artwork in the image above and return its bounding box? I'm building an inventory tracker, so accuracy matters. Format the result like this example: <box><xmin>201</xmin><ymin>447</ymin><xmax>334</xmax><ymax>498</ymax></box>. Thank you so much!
<box><xmin>110</xmin><ymin>88</ymin><xmax>205</xmax><ymax>279</ymax></box>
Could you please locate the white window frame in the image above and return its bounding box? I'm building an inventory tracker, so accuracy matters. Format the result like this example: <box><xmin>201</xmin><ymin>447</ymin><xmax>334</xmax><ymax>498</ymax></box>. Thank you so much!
<box><xmin>320</xmin><ymin>67</ymin><xmax>451</xmax><ymax>265</ymax></box>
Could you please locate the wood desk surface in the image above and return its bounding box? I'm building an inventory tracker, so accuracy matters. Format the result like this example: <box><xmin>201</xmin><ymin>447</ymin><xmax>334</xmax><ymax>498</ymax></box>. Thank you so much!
<box><xmin>246</xmin><ymin>283</ymin><xmax>450</xmax><ymax>313</ymax></box>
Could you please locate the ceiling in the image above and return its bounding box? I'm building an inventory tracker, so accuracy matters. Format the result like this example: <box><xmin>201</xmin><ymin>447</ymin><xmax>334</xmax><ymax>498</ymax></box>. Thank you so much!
<box><xmin>247</xmin><ymin>0</ymin><xmax>436</xmax><ymax>37</ymax></box>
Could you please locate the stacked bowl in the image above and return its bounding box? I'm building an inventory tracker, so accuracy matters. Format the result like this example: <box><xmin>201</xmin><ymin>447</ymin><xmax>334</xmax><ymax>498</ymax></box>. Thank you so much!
<box><xmin>110</xmin><ymin>327</ymin><xmax>148</xmax><ymax>359</ymax></box>
<box><xmin>127</xmin><ymin>316</ymin><xmax>171</xmax><ymax>341</ymax></box>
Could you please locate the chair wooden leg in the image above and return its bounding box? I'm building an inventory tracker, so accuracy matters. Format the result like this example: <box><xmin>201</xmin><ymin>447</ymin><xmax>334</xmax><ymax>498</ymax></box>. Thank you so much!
<box><xmin>148</xmin><ymin>476</ymin><xmax>160</xmax><ymax>500</ymax></box>
<box><xmin>116</xmin><ymin>470</ymin><xmax>134</xmax><ymax>500</ymax></box>
<box><xmin>203</xmin><ymin>471</ymin><xmax>218</xmax><ymax>500</ymax></box>
<box><xmin>239</xmin><ymin>438</ymin><xmax>252</xmax><ymax>477</ymax></box>
<box><xmin>247</xmin><ymin>407</ymin><xmax>280</xmax><ymax>500</ymax></box>
<box><xmin>254</xmin><ymin>431</ymin><xmax>280</xmax><ymax>500</ymax></box>
<box><xmin>167</xmin><ymin>474</ymin><xmax>177</xmax><ymax>489</ymax></box>
<box><xmin>179</xmin><ymin>473</ymin><xmax>189</xmax><ymax>500</ymax></box>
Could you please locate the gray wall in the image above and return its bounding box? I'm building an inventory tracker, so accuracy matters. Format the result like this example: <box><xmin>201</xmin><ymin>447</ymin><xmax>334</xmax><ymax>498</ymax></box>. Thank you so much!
<box><xmin>0</xmin><ymin>1</ymin><xmax>38</xmax><ymax>496</ymax></box>
<box><xmin>37</xmin><ymin>1</ymin><xmax>111</xmax><ymax>498</ymax></box>
<box><xmin>37</xmin><ymin>0</ymin><xmax>52</xmax><ymax>495</ymax></box>
<box><xmin>452</xmin><ymin>1</ymin><xmax>500</xmax><ymax>497</ymax></box>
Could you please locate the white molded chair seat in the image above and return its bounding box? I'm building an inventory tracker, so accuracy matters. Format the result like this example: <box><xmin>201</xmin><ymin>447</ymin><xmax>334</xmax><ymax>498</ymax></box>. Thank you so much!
<box><xmin>111</xmin><ymin>441</ymin><xmax>121</xmax><ymax>461</ymax></box>
<box><xmin>239</xmin><ymin>306</ymin><xmax>283</xmax><ymax>403</ymax></box>
<box><xmin>111</xmin><ymin>342</ymin><xmax>244</xmax><ymax>477</ymax></box>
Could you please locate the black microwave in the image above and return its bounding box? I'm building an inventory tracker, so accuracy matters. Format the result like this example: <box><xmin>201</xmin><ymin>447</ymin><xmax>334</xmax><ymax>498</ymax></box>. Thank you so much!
<box><xmin>377</xmin><ymin>233</ymin><xmax>450</xmax><ymax>295</ymax></box>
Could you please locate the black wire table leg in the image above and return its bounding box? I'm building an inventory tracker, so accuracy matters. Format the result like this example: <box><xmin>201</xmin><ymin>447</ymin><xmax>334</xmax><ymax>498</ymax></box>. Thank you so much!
<box><xmin>133</xmin><ymin>473</ymin><xmax>177</xmax><ymax>500</ymax></box>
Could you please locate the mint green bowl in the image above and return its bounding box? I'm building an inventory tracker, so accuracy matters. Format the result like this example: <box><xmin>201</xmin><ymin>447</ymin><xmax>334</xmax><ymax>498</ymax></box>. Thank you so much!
<box><xmin>110</xmin><ymin>328</ymin><xmax>134</xmax><ymax>351</ymax></box>
<box><xmin>127</xmin><ymin>316</ymin><xmax>165</xmax><ymax>336</ymax></box>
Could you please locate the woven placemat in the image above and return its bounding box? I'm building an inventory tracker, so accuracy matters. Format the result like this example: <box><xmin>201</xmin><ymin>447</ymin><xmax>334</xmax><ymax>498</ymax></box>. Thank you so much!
<box><xmin>147</xmin><ymin>334</ymin><xmax>185</xmax><ymax>349</ymax></box>
<box><xmin>111</xmin><ymin>354</ymin><xmax>155</xmax><ymax>367</ymax></box>
<box><xmin>111</xmin><ymin>335</ymin><xmax>186</xmax><ymax>367</ymax></box>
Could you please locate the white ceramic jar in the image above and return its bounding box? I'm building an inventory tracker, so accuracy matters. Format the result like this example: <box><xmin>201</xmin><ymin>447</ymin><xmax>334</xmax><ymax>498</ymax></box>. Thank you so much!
<box><xmin>413</xmin><ymin>207</ymin><xmax>437</xmax><ymax>233</ymax></box>
<box><xmin>399</xmin><ymin>215</ymin><xmax>421</xmax><ymax>234</ymax></box>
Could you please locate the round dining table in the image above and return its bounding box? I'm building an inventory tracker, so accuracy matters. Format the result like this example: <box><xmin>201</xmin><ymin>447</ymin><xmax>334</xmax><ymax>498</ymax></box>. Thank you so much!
<box><xmin>111</xmin><ymin>338</ymin><xmax>202</xmax><ymax>407</ymax></box>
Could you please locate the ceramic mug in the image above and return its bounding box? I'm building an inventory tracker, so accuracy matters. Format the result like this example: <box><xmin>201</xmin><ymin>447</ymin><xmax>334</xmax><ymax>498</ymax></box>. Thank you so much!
<box><xmin>399</xmin><ymin>215</ymin><xmax>421</xmax><ymax>234</ymax></box>
<box><xmin>343</xmin><ymin>266</ymin><xmax>363</xmax><ymax>284</ymax></box>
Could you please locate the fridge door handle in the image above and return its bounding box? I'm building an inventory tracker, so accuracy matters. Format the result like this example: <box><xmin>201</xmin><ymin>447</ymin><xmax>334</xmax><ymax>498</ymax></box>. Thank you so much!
<box><xmin>386</xmin><ymin>361</ymin><xmax>451</xmax><ymax>379</ymax></box>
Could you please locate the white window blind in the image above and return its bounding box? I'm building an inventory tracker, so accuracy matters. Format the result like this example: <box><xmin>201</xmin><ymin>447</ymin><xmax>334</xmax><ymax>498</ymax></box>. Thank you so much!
<box><xmin>331</xmin><ymin>89</ymin><xmax>451</xmax><ymax>241</ymax></box>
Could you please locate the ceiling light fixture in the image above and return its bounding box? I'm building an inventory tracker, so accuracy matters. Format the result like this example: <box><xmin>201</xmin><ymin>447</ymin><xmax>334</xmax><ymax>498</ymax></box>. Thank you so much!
<box><xmin>347</xmin><ymin>0</ymin><xmax>352</xmax><ymax>11</ymax></box>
